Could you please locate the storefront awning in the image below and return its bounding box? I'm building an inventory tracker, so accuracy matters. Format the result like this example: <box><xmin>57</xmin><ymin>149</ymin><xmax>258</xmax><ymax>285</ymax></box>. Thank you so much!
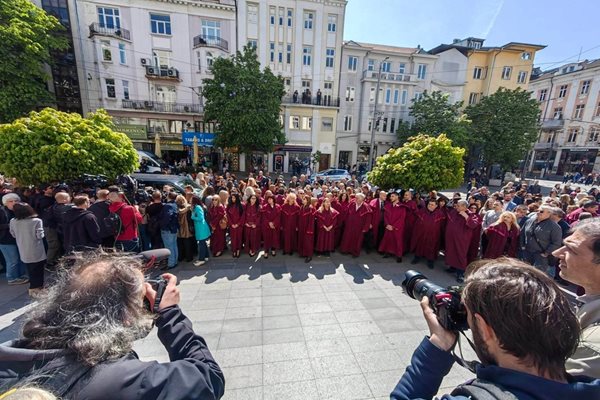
<box><xmin>276</xmin><ymin>145</ymin><xmax>312</xmax><ymax>152</ymax></box>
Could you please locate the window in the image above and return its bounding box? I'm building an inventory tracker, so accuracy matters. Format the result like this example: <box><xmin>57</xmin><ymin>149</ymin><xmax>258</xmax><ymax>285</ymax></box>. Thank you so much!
<box><xmin>206</xmin><ymin>52</ymin><xmax>214</xmax><ymax>68</ymax></box>
<box><xmin>122</xmin><ymin>80</ymin><xmax>129</xmax><ymax>100</ymax></box>
<box><xmin>97</xmin><ymin>7</ymin><xmax>120</xmax><ymax>29</ymax></box>
<box><xmin>368</xmin><ymin>118</ymin><xmax>373</xmax><ymax>131</ymax></box>
<box><xmin>278</xmin><ymin>44</ymin><xmax>283</xmax><ymax>63</ymax></box>
<box><xmin>118</xmin><ymin>43</ymin><xmax>126</xmax><ymax>64</ymax></box>
<box><xmin>196</xmin><ymin>51</ymin><xmax>201</xmax><ymax>71</ymax></box>
<box><xmin>473</xmin><ymin>67</ymin><xmax>483</xmax><ymax>80</ymax></box>
<box><xmin>367</xmin><ymin>59</ymin><xmax>374</xmax><ymax>71</ymax></box>
<box><xmin>278</xmin><ymin>8</ymin><xmax>284</xmax><ymax>25</ymax></box>
<box><xmin>247</xmin><ymin>40</ymin><xmax>257</xmax><ymax>50</ymax></box>
<box><xmin>202</xmin><ymin>20</ymin><xmax>221</xmax><ymax>39</ymax></box>
<box><xmin>546</xmin><ymin>132</ymin><xmax>555</xmax><ymax>143</ymax></box>
<box><xmin>269</xmin><ymin>42</ymin><xmax>275</xmax><ymax>62</ymax></box>
<box><xmin>325</xmin><ymin>48</ymin><xmax>334</xmax><ymax>68</ymax></box>
<box><xmin>348</xmin><ymin>56</ymin><xmax>357</xmax><ymax>71</ymax></box>
<box><xmin>286</xmin><ymin>44</ymin><xmax>292</xmax><ymax>64</ymax></box>
<box><xmin>303</xmin><ymin>11</ymin><xmax>313</xmax><ymax>29</ymax></box>
<box><xmin>574</xmin><ymin>104</ymin><xmax>585</xmax><ymax>120</ymax></box>
<box><xmin>287</xmin><ymin>9</ymin><xmax>293</xmax><ymax>27</ymax></box>
<box><xmin>581</xmin><ymin>80</ymin><xmax>591</xmax><ymax>95</ymax></box>
<box><xmin>567</xmin><ymin>128</ymin><xmax>579</xmax><ymax>143</ymax></box>
<box><xmin>301</xmin><ymin>80</ymin><xmax>311</xmax><ymax>89</ymax></box>
<box><xmin>501</xmin><ymin>66</ymin><xmax>512</xmax><ymax>80</ymax></box>
<box><xmin>393</xmin><ymin>89</ymin><xmax>399</xmax><ymax>104</ymax></box>
<box><xmin>385</xmin><ymin>88</ymin><xmax>391</xmax><ymax>104</ymax></box>
<box><xmin>303</xmin><ymin>46</ymin><xmax>312</xmax><ymax>66</ymax></box>
<box><xmin>322</xmin><ymin>117</ymin><xmax>333</xmax><ymax>131</ymax></box>
<box><xmin>152</xmin><ymin>50</ymin><xmax>171</xmax><ymax>68</ymax></box>
<box><xmin>398</xmin><ymin>63</ymin><xmax>405</xmax><ymax>74</ymax></box>
<box><xmin>588</xmin><ymin>127</ymin><xmax>600</xmax><ymax>142</ymax></box>
<box><xmin>517</xmin><ymin>71</ymin><xmax>527</xmax><ymax>84</ymax></box>
<box><xmin>390</xmin><ymin>118</ymin><xmax>396</xmax><ymax>133</ymax></box>
<box><xmin>247</xmin><ymin>4</ymin><xmax>258</xmax><ymax>24</ymax></box>
<box><xmin>539</xmin><ymin>89</ymin><xmax>547</xmax><ymax>101</ymax></box>
<box><xmin>553</xmin><ymin>107</ymin><xmax>563</xmax><ymax>120</ymax></box>
<box><xmin>289</xmin><ymin>116</ymin><xmax>300</xmax><ymax>129</ymax></box>
<box><xmin>269</xmin><ymin>7</ymin><xmax>275</xmax><ymax>25</ymax></box>
<box><xmin>302</xmin><ymin>117</ymin><xmax>312</xmax><ymax>130</ymax></box>
<box><xmin>558</xmin><ymin>85</ymin><xmax>568</xmax><ymax>98</ymax></box>
<box><xmin>327</xmin><ymin>15</ymin><xmax>337</xmax><ymax>32</ymax></box>
<box><xmin>105</xmin><ymin>78</ymin><xmax>116</xmax><ymax>98</ymax></box>
<box><xmin>343</xmin><ymin>115</ymin><xmax>352</xmax><ymax>132</ymax></box>
<box><xmin>101</xmin><ymin>40</ymin><xmax>112</xmax><ymax>62</ymax></box>
<box><xmin>401</xmin><ymin>90</ymin><xmax>408</xmax><ymax>105</ymax></box>
<box><xmin>369</xmin><ymin>87</ymin><xmax>375</xmax><ymax>103</ymax></box>
<box><xmin>382</xmin><ymin>118</ymin><xmax>388</xmax><ymax>132</ymax></box>
<box><xmin>345</xmin><ymin>86</ymin><xmax>355</xmax><ymax>102</ymax></box>
<box><xmin>521</xmin><ymin>52</ymin><xmax>531</xmax><ymax>60</ymax></box>
<box><xmin>150</xmin><ymin>14</ymin><xmax>171</xmax><ymax>35</ymax></box>
<box><xmin>468</xmin><ymin>92</ymin><xmax>479</xmax><ymax>105</ymax></box>
<box><xmin>414</xmin><ymin>92</ymin><xmax>423</xmax><ymax>101</ymax></box>
<box><xmin>382</xmin><ymin>61</ymin><xmax>391</xmax><ymax>73</ymax></box>
<box><xmin>417</xmin><ymin>64</ymin><xmax>427</xmax><ymax>80</ymax></box>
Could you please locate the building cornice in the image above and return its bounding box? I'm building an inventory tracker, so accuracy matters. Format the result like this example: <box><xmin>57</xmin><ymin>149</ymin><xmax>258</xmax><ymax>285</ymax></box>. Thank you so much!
<box><xmin>149</xmin><ymin>0</ymin><xmax>235</xmax><ymax>11</ymax></box>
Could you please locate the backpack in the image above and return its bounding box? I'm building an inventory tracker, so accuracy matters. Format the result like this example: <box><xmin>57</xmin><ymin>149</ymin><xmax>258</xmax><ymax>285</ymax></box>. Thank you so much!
<box><xmin>103</xmin><ymin>205</ymin><xmax>124</xmax><ymax>237</ymax></box>
<box><xmin>451</xmin><ymin>379</ymin><xmax>518</xmax><ymax>400</ymax></box>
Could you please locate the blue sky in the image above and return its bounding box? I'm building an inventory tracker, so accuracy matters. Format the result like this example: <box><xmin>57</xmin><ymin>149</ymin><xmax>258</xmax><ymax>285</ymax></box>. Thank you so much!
<box><xmin>344</xmin><ymin>0</ymin><xmax>600</xmax><ymax>70</ymax></box>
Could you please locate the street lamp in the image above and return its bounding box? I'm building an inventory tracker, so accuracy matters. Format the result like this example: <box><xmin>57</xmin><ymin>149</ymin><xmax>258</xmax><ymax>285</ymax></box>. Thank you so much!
<box><xmin>368</xmin><ymin>56</ymin><xmax>389</xmax><ymax>172</ymax></box>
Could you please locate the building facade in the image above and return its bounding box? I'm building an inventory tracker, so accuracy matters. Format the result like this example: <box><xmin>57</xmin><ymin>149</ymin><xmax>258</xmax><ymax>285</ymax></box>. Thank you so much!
<box><xmin>336</xmin><ymin>41</ymin><xmax>438</xmax><ymax>170</ymax></box>
<box><xmin>528</xmin><ymin>59</ymin><xmax>600</xmax><ymax>176</ymax></box>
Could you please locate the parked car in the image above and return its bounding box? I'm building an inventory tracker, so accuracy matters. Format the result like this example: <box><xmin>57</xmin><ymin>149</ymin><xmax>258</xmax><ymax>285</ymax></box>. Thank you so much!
<box><xmin>310</xmin><ymin>168</ymin><xmax>351</xmax><ymax>183</ymax></box>
<box><xmin>131</xmin><ymin>173</ymin><xmax>203</xmax><ymax>195</ymax></box>
<box><xmin>136</xmin><ymin>150</ymin><xmax>163</xmax><ymax>173</ymax></box>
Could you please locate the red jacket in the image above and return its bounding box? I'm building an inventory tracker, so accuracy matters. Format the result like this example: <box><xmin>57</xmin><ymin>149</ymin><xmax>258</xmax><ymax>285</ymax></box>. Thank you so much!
<box><xmin>108</xmin><ymin>202</ymin><xmax>142</xmax><ymax>241</ymax></box>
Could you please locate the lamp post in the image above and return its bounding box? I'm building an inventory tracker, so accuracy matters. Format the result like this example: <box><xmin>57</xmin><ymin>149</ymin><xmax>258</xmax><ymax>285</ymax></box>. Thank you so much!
<box><xmin>367</xmin><ymin>56</ymin><xmax>389</xmax><ymax>171</ymax></box>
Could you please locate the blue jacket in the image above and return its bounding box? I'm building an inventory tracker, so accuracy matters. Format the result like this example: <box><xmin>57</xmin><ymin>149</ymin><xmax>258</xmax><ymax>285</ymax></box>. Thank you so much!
<box><xmin>391</xmin><ymin>337</ymin><xmax>600</xmax><ymax>400</ymax></box>
<box><xmin>159</xmin><ymin>202</ymin><xmax>179</xmax><ymax>234</ymax></box>
<box><xmin>191</xmin><ymin>204</ymin><xmax>211</xmax><ymax>241</ymax></box>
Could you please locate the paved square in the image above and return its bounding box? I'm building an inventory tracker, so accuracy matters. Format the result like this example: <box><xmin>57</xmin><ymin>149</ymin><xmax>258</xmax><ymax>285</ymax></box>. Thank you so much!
<box><xmin>0</xmin><ymin>252</ymin><xmax>477</xmax><ymax>399</ymax></box>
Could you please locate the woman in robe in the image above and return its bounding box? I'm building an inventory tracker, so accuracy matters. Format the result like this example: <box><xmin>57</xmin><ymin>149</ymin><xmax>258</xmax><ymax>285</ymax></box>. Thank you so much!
<box><xmin>378</xmin><ymin>192</ymin><xmax>407</xmax><ymax>262</ymax></box>
<box><xmin>483</xmin><ymin>211</ymin><xmax>520</xmax><ymax>259</ymax></box>
<box><xmin>227</xmin><ymin>192</ymin><xmax>244</xmax><ymax>258</ymax></box>
<box><xmin>261</xmin><ymin>195</ymin><xmax>281</xmax><ymax>258</ymax></box>
<box><xmin>243</xmin><ymin>194</ymin><xmax>261</xmax><ymax>257</ymax></box>
<box><xmin>208</xmin><ymin>196</ymin><xmax>227</xmax><ymax>257</ymax></box>
<box><xmin>280</xmin><ymin>193</ymin><xmax>300</xmax><ymax>255</ymax></box>
<box><xmin>315</xmin><ymin>197</ymin><xmax>339</xmax><ymax>255</ymax></box>
<box><xmin>297</xmin><ymin>195</ymin><xmax>316</xmax><ymax>262</ymax></box>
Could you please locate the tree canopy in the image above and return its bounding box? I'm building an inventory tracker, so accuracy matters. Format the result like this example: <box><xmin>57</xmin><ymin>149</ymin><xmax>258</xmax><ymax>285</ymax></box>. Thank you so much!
<box><xmin>368</xmin><ymin>134</ymin><xmax>465</xmax><ymax>192</ymax></box>
<box><xmin>0</xmin><ymin>108</ymin><xmax>138</xmax><ymax>185</ymax></box>
<box><xmin>0</xmin><ymin>0</ymin><xmax>68</xmax><ymax>123</ymax></box>
<box><xmin>203</xmin><ymin>46</ymin><xmax>285</xmax><ymax>153</ymax></box>
<box><xmin>465</xmin><ymin>87</ymin><xmax>540</xmax><ymax>171</ymax></box>
<box><xmin>397</xmin><ymin>91</ymin><xmax>472</xmax><ymax>149</ymax></box>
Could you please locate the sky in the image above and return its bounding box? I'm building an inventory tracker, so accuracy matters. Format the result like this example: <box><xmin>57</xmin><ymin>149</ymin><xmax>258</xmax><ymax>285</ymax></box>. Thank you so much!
<box><xmin>343</xmin><ymin>0</ymin><xmax>600</xmax><ymax>71</ymax></box>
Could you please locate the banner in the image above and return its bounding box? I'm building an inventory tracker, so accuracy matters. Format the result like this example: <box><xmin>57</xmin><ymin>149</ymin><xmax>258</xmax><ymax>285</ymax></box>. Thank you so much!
<box><xmin>115</xmin><ymin>124</ymin><xmax>147</xmax><ymax>140</ymax></box>
<box><xmin>182</xmin><ymin>132</ymin><xmax>215</xmax><ymax>146</ymax></box>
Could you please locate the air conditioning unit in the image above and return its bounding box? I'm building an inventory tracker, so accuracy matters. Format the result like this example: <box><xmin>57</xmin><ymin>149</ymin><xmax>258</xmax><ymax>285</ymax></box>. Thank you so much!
<box><xmin>167</xmin><ymin>68</ymin><xmax>178</xmax><ymax>78</ymax></box>
<box><xmin>146</xmin><ymin>66</ymin><xmax>158</xmax><ymax>76</ymax></box>
<box><xmin>183</xmin><ymin>106</ymin><xmax>190</xmax><ymax>112</ymax></box>
<box><xmin>144</xmin><ymin>101</ymin><xmax>154</xmax><ymax>109</ymax></box>
<box><xmin>141</xmin><ymin>58</ymin><xmax>149</xmax><ymax>66</ymax></box>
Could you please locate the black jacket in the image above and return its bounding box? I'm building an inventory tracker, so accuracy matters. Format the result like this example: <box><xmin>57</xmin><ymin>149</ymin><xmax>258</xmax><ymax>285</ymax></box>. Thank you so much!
<box><xmin>0</xmin><ymin>207</ymin><xmax>16</xmax><ymax>245</ymax></box>
<box><xmin>0</xmin><ymin>306</ymin><xmax>225</xmax><ymax>400</ymax></box>
<box><xmin>88</xmin><ymin>201</ymin><xmax>112</xmax><ymax>239</ymax></box>
<box><xmin>62</xmin><ymin>207</ymin><xmax>102</xmax><ymax>253</ymax></box>
<box><xmin>159</xmin><ymin>202</ymin><xmax>179</xmax><ymax>233</ymax></box>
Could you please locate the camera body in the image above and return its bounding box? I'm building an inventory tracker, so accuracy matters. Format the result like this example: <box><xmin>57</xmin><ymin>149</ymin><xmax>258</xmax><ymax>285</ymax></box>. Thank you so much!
<box><xmin>402</xmin><ymin>270</ymin><xmax>468</xmax><ymax>331</ymax></box>
<box><xmin>143</xmin><ymin>277</ymin><xmax>168</xmax><ymax>312</ymax></box>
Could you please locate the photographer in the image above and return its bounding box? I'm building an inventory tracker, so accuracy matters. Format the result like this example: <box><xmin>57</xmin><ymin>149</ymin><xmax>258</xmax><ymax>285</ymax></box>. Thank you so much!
<box><xmin>0</xmin><ymin>253</ymin><xmax>225</xmax><ymax>399</ymax></box>
<box><xmin>391</xmin><ymin>259</ymin><xmax>599</xmax><ymax>399</ymax></box>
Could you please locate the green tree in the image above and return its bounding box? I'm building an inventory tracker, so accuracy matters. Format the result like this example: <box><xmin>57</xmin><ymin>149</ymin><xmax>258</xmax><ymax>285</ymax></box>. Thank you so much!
<box><xmin>203</xmin><ymin>46</ymin><xmax>285</xmax><ymax>153</ymax></box>
<box><xmin>0</xmin><ymin>0</ymin><xmax>68</xmax><ymax>123</ymax></box>
<box><xmin>397</xmin><ymin>91</ymin><xmax>472</xmax><ymax>149</ymax></box>
<box><xmin>368</xmin><ymin>134</ymin><xmax>465</xmax><ymax>192</ymax></box>
<box><xmin>0</xmin><ymin>108</ymin><xmax>138</xmax><ymax>185</ymax></box>
<box><xmin>465</xmin><ymin>87</ymin><xmax>540</xmax><ymax>172</ymax></box>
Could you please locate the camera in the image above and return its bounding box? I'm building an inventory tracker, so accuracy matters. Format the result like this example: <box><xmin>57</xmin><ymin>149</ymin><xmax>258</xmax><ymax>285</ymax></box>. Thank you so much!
<box><xmin>143</xmin><ymin>276</ymin><xmax>168</xmax><ymax>312</ymax></box>
<box><xmin>402</xmin><ymin>270</ymin><xmax>468</xmax><ymax>331</ymax></box>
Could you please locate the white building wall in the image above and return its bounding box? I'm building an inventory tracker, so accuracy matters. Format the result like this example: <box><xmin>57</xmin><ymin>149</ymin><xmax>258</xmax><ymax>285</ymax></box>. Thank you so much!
<box><xmin>430</xmin><ymin>48</ymin><xmax>467</xmax><ymax>104</ymax></box>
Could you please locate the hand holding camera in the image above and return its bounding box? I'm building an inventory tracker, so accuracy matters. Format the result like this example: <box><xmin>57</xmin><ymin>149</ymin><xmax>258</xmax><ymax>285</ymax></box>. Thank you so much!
<box><xmin>144</xmin><ymin>273</ymin><xmax>180</xmax><ymax>312</ymax></box>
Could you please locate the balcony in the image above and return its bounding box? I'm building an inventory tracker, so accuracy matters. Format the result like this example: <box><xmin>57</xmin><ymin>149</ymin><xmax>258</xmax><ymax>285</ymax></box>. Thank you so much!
<box><xmin>144</xmin><ymin>65</ymin><xmax>180</xmax><ymax>81</ymax></box>
<box><xmin>193</xmin><ymin>34</ymin><xmax>229</xmax><ymax>52</ymax></box>
<box><xmin>541</xmin><ymin>119</ymin><xmax>564</xmax><ymax>130</ymax></box>
<box><xmin>122</xmin><ymin>100</ymin><xmax>202</xmax><ymax>114</ymax></box>
<box><xmin>362</xmin><ymin>70</ymin><xmax>416</xmax><ymax>83</ymax></box>
<box><xmin>282</xmin><ymin>95</ymin><xmax>340</xmax><ymax>107</ymax></box>
<box><xmin>89</xmin><ymin>23</ymin><xmax>130</xmax><ymax>41</ymax></box>
<box><xmin>534</xmin><ymin>142</ymin><xmax>558</xmax><ymax>150</ymax></box>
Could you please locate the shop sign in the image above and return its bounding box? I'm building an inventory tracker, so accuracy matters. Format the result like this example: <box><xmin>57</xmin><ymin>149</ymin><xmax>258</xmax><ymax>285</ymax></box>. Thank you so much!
<box><xmin>115</xmin><ymin>124</ymin><xmax>147</xmax><ymax>140</ymax></box>
<box><xmin>182</xmin><ymin>132</ymin><xmax>215</xmax><ymax>146</ymax></box>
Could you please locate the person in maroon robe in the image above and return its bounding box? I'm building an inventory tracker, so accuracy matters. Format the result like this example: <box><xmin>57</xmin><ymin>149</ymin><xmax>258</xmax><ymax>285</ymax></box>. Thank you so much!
<box><xmin>280</xmin><ymin>193</ymin><xmax>300</xmax><ymax>255</ymax></box>
<box><xmin>243</xmin><ymin>194</ymin><xmax>261</xmax><ymax>256</ymax></box>
<box><xmin>467</xmin><ymin>204</ymin><xmax>483</xmax><ymax>265</ymax></box>
<box><xmin>444</xmin><ymin>200</ymin><xmax>480</xmax><ymax>282</ymax></box>
<box><xmin>261</xmin><ymin>195</ymin><xmax>281</xmax><ymax>258</ymax></box>
<box><xmin>339</xmin><ymin>193</ymin><xmax>372</xmax><ymax>257</ymax></box>
<box><xmin>402</xmin><ymin>190</ymin><xmax>418</xmax><ymax>255</ymax></box>
<box><xmin>378</xmin><ymin>192</ymin><xmax>407</xmax><ymax>262</ymax></box>
<box><xmin>297</xmin><ymin>195</ymin><xmax>316</xmax><ymax>262</ymax></box>
<box><xmin>410</xmin><ymin>198</ymin><xmax>446</xmax><ymax>269</ymax></box>
<box><xmin>333</xmin><ymin>192</ymin><xmax>350</xmax><ymax>247</ymax></box>
<box><xmin>368</xmin><ymin>190</ymin><xmax>387</xmax><ymax>251</ymax></box>
<box><xmin>226</xmin><ymin>193</ymin><xmax>244</xmax><ymax>258</ymax></box>
<box><xmin>208</xmin><ymin>197</ymin><xmax>227</xmax><ymax>257</ymax></box>
<box><xmin>315</xmin><ymin>197</ymin><xmax>339</xmax><ymax>255</ymax></box>
<box><xmin>483</xmin><ymin>211</ymin><xmax>520</xmax><ymax>259</ymax></box>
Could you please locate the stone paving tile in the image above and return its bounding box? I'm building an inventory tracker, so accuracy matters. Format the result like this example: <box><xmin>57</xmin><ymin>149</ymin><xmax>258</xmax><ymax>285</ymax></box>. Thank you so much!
<box><xmin>324</xmin><ymin>291</ymin><xmax>360</xmax><ymax>302</ymax></box>
<box><xmin>310</xmin><ymin>353</ymin><xmax>362</xmax><ymax>378</ymax></box>
<box><xmin>262</xmin><ymin>304</ymin><xmax>298</xmax><ymax>317</ymax></box>
<box><xmin>353</xmin><ymin>290</ymin><xmax>388</xmax><ymax>300</ymax></box>
<box><xmin>263</xmin><ymin>358</ymin><xmax>314</xmax><ymax>385</ymax></box>
<box><xmin>334</xmin><ymin>310</ymin><xmax>373</xmax><ymax>324</ymax></box>
<box><xmin>315</xmin><ymin>374</ymin><xmax>375</xmax><ymax>400</ymax></box>
<box><xmin>299</xmin><ymin>311</ymin><xmax>339</xmax><ymax>327</ymax></box>
<box><xmin>224</xmin><ymin>306</ymin><xmax>262</xmax><ymax>319</ymax></box>
<box><xmin>297</xmin><ymin>302</ymin><xmax>333</xmax><ymax>314</ymax></box>
<box><xmin>364</xmin><ymin>370</ymin><xmax>403</xmax><ymax>398</ymax></box>
<box><xmin>187</xmin><ymin>298</ymin><xmax>229</xmax><ymax>310</ymax></box>
<box><xmin>329</xmin><ymin>299</ymin><xmax>367</xmax><ymax>312</ymax></box>
<box><xmin>221</xmin><ymin>317</ymin><xmax>263</xmax><ymax>333</ymax></box>
<box><xmin>302</xmin><ymin>324</ymin><xmax>345</xmax><ymax>341</ymax></box>
<box><xmin>374</xmin><ymin>318</ymin><xmax>418</xmax><ymax>334</ymax></box>
<box><xmin>346</xmin><ymin>334</ymin><xmax>395</xmax><ymax>354</ymax></box>
<box><xmin>262</xmin><ymin>327</ymin><xmax>305</xmax><ymax>345</ymax></box>
<box><xmin>339</xmin><ymin>321</ymin><xmax>383</xmax><ymax>337</ymax></box>
<box><xmin>222</xmin><ymin>364</ymin><xmax>262</xmax><ymax>390</ymax></box>
<box><xmin>306</xmin><ymin>337</ymin><xmax>353</xmax><ymax>358</ymax></box>
<box><xmin>227</xmin><ymin>296</ymin><xmax>262</xmax><ymax>308</ymax></box>
<box><xmin>186</xmin><ymin>308</ymin><xmax>226</xmax><ymax>322</ymax></box>
<box><xmin>355</xmin><ymin>350</ymin><xmax>406</xmax><ymax>373</ymax></box>
<box><xmin>221</xmin><ymin>386</ymin><xmax>263</xmax><ymax>400</ymax></box>
<box><xmin>262</xmin><ymin>314</ymin><xmax>302</xmax><ymax>330</ymax></box>
<box><xmin>262</xmin><ymin>380</ymin><xmax>319</xmax><ymax>400</ymax></box>
<box><xmin>294</xmin><ymin>292</ymin><xmax>328</xmax><ymax>304</ymax></box>
<box><xmin>195</xmin><ymin>290</ymin><xmax>231</xmax><ymax>300</ymax></box>
<box><xmin>218</xmin><ymin>330</ymin><xmax>262</xmax><ymax>349</ymax></box>
<box><xmin>359</xmin><ymin>297</ymin><xmax>397</xmax><ymax>309</ymax></box>
<box><xmin>261</xmin><ymin>287</ymin><xmax>293</xmax><ymax>296</ymax></box>
<box><xmin>262</xmin><ymin>295</ymin><xmax>296</xmax><ymax>305</ymax></box>
<box><xmin>367</xmin><ymin>307</ymin><xmax>406</xmax><ymax>321</ymax></box>
<box><xmin>262</xmin><ymin>342</ymin><xmax>309</xmax><ymax>363</ymax></box>
<box><xmin>229</xmin><ymin>288</ymin><xmax>262</xmax><ymax>299</ymax></box>
<box><xmin>212</xmin><ymin>346</ymin><xmax>262</xmax><ymax>367</ymax></box>
<box><xmin>190</xmin><ymin>319</ymin><xmax>223</xmax><ymax>335</ymax></box>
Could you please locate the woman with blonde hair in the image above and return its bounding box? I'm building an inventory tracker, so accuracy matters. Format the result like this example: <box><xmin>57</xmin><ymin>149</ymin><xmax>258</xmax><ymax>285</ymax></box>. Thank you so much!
<box><xmin>175</xmin><ymin>195</ymin><xmax>195</xmax><ymax>263</ymax></box>
<box><xmin>483</xmin><ymin>211</ymin><xmax>520</xmax><ymax>259</ymax></box>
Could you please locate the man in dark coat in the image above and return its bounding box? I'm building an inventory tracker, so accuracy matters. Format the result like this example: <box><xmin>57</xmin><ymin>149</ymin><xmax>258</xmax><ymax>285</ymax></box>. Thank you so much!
<box><xmin>88</xmin><ymin>189</ymin><xmax>114</xmax><ymax>247</ymax></box>
<box><xmin>62</xmin><ymin>196</ymin><xmax>102</xmax><ymax>253</ymax></box>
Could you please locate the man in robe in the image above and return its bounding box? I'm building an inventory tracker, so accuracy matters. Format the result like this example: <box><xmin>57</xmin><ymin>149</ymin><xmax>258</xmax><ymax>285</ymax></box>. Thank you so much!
<box><xmin>280</xmin><ymin>193</ymin><xmax>300</xmax><ymax>255</ymax></box>
<box><xmin>410</xmin><ymin>198</ymin><xmax>446</xmax><ymax>269</ymax></box>
<box><xmin>444</xmin><ymin>200</ymin><xmax>479</xmax><ymax>283</ymax></box>
<box><xmin>378</xmin><ymin>192</ymin><xmax>407</xmax><ymax>262</ymax></box>
<box><xmin>339</xmin><ymin>193</ymin><xmax>372</xmax><ymax>257</ymax></box>
<box><xmin>369</xmin><ymin>191</ymin><xmax>387</xmax><ymax>251</ymax></box>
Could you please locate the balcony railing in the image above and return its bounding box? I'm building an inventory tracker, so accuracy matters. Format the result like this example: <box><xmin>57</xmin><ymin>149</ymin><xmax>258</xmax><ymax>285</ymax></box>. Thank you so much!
<box><xmin>541</xmin><ymin>119</ymin><xmax>564</xmax><ymax>130</ymax></box>
<box><xmin>145</xmin><ymin>65</ymin><xmax>180</xmax><ymax>80</ymax></box>
<box><xmin>534</xmin><ymin>142</ymin><xmax>558</xmax><ymax>150</ymax></box>
<box><xmin>122</xmin><ymin>100</ymin><xmax>202</xmax><ymax>114</ymax></box>
<box><xmin>193</xmin><ymin>34</ymin><xmax>229</xmax><ymax>52</ymax></box>
<box><xmin>362</xmin><ymin>70</ymin><xmax>416</xmax><ymax>82</ymax></box>
<box><xmin>282</xmin><ymin>95</ymin><xmax>340</xmax><ymax>107</ymax></box>
<box><xmin>89</xmin><ymin>23</ymin><xmax>130</xmax><ymax>40</ymax></box>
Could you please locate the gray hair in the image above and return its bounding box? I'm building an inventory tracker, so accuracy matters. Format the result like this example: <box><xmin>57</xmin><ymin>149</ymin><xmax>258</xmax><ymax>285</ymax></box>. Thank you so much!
<box><xmin>571</xmin><ymin>219</ymin><xmax>600</xmax><ymax>264</ymax></box>
<box><xmin>19</xmin><ymin>252</ymin><xmax>154</xmax><ymax>366</ymax></box>
<box><xmin>456</xmin><ymin>200</ymin><xmax>469</xmax><ymax>208</ymax></box>
<box><xmin>2</xmin><ymin>193</ymin><xmax>20</xmax><ymax>205</ymax></box>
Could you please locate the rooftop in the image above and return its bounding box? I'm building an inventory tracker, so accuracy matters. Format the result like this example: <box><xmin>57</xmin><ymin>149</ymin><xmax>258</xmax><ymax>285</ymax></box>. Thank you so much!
<box><xmin>344</xmin><ymin>40</ymin><xmax>427</xmax><ymax>55</ymax></box>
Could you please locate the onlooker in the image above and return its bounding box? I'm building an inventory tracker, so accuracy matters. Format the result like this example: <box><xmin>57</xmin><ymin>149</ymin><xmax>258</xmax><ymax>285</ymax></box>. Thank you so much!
<box><xmin>175</xmin><ymin>195</ymin><xmax>195</xmax><ymax>263</ymax></box>
<box><xmin>107</xmin><ymin>192</ymin><xmax>142</xmax><ymax>253</ymax></box>
<box><xmin>520</xmin><ymin>205</ymin><xmax>563</xmax><ymax>277</ymax></box>
<box><xmin>62</xmin><ymin>196</ymin><xmax>102</xmax><ymax>253</ymax></box>
<box><xmin>45</xmin><ymin>192</ymin><xmax>71</xmax><ymax>265</ymax></box>
<box><xmin>145</xmin><ymin>191</ymin><xmax>164</xmax><ymax>250</ymax></box>
<box><xmin>159</xmin><ymin>192</ymin><xmax>179</xmax><ymax>268</ymax></box>
<box><xmin>0</xmin><ymin>193</ymin><xmax>28</xmax><ymax>285</ymax></box>
<box><xmin>88</xmin><ymin>189</ymin><xmax>113</xmax><ymax>247</ymax></box>
<box><xmin>566</xmin><ymin>200</ymin><xmax>599</xmax><ymax>224</ymax></box>
<box><xmin>191</xmin><ymin>196</ymin><xmax>210</xmax><ymax>266</ymax></box>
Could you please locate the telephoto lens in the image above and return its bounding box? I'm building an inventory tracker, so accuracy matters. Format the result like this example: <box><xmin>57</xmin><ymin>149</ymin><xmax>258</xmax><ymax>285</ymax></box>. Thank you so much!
<box><xmin>402</xmin><ymin>270</ymin><xmax>447</xmax><ymax>300</ymax></box>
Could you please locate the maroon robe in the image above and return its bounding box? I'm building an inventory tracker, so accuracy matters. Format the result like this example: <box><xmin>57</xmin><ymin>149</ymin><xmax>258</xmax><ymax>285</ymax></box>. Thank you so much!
<box><xmin>378</xmin><ymin>202</ymin><xmax>407</xmax><ymax>257</ymax></box>
<box><xmin>261</xmin><ymin>203</ymin><xmax>281</xmax><ymax>250</ymax></box>
<box><xmin>280</xmin><ymin>202</ymin><xmax>300</xmax><ymax>253</ymax></box>
<box><xmin>208</xmin><ymin>204</ymin><xmax>226</xmax><ymax>254</ymax></box>
<box><xmin>275</xmin><ymin>194</ymin><xmax>285</xmax><ymax>206</ymax></box>
<box><xmin>411</xmin><ymin>208</ymin><xmax>446</xmax><ymax>261</ymax></box>
<box><xmin>483</xmin><ymin>223</ymin><xmax>519</xmax><ymax>259</ymax></box>
<box><xmin>467</xmin><ymin>213</ymin><xmax>483</xmax><ymax>264</ymax></box>
<box><xmin>444</xmin><ymin>208</ymin><xmax>479</xmax><ymax>270</ymax></box>
<box><xmin>297</xmin><ymin>206</ymin><xmax>315</xmax><ymax>257</ymax></box>
<box><xmin>339</xmin><ymin>201</ymin><xmax>372</xmax><ymax>256</ymax></box>
<box><xmin>332</xmin><ymin>200</ymin><xmax>349</xmax><ymax>247</ymax></box>
<box><xmin>368</xmin><ymin>198</ymin><xmax>386</xmax><ymax>246</ymax></box>
<box><xmin>243</xmin><ymin>203</ymin><xmax>261</xmax><ymax>254</ymax></box>
<box><xmin>402</xmin><ymin>199</ymin><xmax>418</xmax><ymax>255</ymax></box>
<box><xmin>315</xmin><ymin>208</ymin><xmax>339</xmax><ymax>252</ymax></box>
<box><xmin>227</xmin><ymin>204</ymin><xmax>244</xmax><ymax>252</ymax></box>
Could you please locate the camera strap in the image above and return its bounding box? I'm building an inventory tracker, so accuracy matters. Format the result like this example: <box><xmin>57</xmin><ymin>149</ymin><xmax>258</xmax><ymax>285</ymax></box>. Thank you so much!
<box><xmin>452</xmin><ymin>331</ymin><xmax>481</xmax><ymax>374</ymax></box>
